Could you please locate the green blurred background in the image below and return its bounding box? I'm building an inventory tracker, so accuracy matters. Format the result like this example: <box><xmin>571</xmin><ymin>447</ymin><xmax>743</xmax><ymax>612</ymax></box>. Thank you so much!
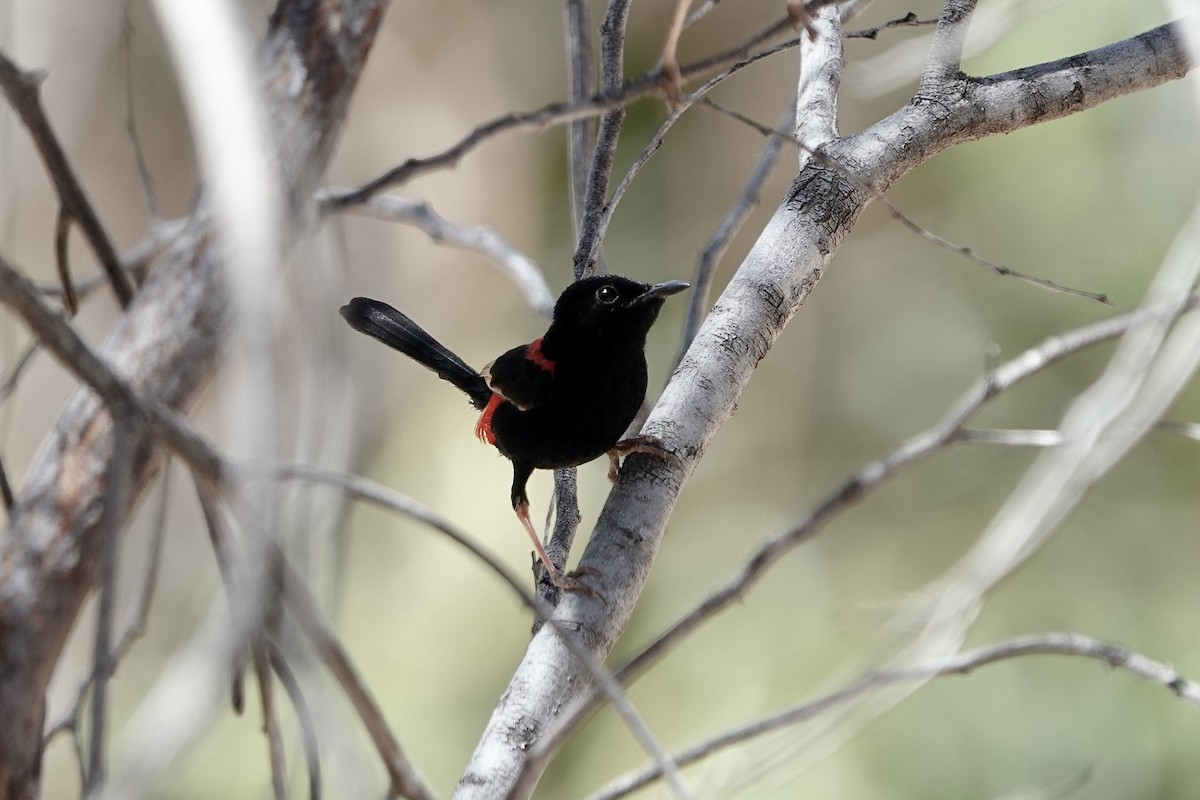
<box><xmin>3</xmin><ymin>0</ymin><xmax>1198</xmax><ymax>797</ymax></box>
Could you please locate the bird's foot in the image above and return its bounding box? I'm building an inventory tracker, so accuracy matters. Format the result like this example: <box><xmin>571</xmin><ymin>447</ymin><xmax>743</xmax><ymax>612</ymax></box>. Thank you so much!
<box><xmin>539</xmin><ymin>561</ymin><xmax>606</xmax><ymax>604</ymax></box>
<box><xmin>607</xmin><ymin>435</ymin><xmax>683</xmax><ymax>483</ymax></box>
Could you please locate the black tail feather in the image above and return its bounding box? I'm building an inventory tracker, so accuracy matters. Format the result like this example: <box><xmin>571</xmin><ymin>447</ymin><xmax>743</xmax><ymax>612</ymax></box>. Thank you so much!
<box><xmin>340</xmin><ymin>297</ymin><xmax>492</xmax><ymax>409</ymax></box>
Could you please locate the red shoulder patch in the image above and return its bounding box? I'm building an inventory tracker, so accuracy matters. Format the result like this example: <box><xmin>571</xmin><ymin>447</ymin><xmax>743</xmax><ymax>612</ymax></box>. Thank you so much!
<box><xmin>525</xmin><ymin>337</ymin><xmax>555</xmax><ymax>375</ymax></box>
<box><xmin>475</xmin><ymin>394</ymin><xmax>502</xmax><ymax>445</ymax></box>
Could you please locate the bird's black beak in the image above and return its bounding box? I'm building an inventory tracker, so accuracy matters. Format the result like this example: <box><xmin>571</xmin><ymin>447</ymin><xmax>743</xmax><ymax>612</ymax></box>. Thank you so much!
<box><xmin>636</xmin><ymin>280</ymin><xmax>689</xmax><ymax>303</ymax></box>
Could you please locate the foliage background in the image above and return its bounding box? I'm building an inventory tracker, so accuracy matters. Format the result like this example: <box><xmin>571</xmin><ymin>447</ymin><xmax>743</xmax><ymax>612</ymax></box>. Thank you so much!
<box><xmin>1</xmin><ymin>0</ymin><xmax>1196</xmax><ymax>797</ymax></box>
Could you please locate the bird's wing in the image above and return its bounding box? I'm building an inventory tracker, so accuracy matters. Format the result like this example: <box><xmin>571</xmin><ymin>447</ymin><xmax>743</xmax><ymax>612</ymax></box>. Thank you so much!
<box><xmin>481</xmin><ymin>337</ymin><xmax>556</xmax><ymax>411</ymax></box>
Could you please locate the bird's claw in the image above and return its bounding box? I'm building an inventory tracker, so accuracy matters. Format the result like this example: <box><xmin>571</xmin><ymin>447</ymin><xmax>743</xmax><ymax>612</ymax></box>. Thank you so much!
<box><xmin>542</xmin><ymin>564</ymin><xmax>606</xmax><ymax>605</ymax></box>
<box><xmin>607</xmin><ymin>435</ymin><xmax>684</xmax><ymax>482</ymax></box>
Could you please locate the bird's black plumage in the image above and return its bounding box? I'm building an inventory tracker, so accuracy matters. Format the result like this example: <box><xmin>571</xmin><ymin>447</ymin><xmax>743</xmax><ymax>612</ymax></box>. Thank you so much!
<box><xmin>340</xmin><ymin>275</ymin><xmax>688</xmax><ymax>593</ymax></box>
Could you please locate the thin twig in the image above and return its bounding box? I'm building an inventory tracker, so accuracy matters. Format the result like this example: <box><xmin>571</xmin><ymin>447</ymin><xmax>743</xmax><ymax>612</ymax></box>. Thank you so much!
<box><xmin>845</xmin><ymin>12</ymin><xmax>936</xmax><ymax>40</ymax></box>
<box><xmin>0</xmin><ymin>52</ymin><xmax>135</xmax><ymax>306</ymax></box>
<box><xmin>273</xmin><ymin>548</ymin><xmax>434</xmax><ymax>800</ymax></box>
<box><xmin>702</xmin><ymin>98</ymin><xmax>1110</xmax><ymax>304</ymax></box>
<box><xmin>657</xmin><ymin>0</ymin><xmax>692</xmax><ymax>101</ymax></box>
<box><xmin>85</xmin><ymin>420</ymin><xmax>135</xmax><ymax>797</ymax></box>
<box><xmin>54</xmin><ymin>207</ymin><xmax>79</xmax><ymax>315</ymax></box>
<box><xmin>253</xmin><ymin>642</ymin><xmax>290</xmax><ymax>800</ymax></box>
<box><xmin>119</xmin><ymin>0</ymin><xmax>160</xmax><ymax>219</ymax></box>
<box><xmin>329</xmin><ymin>192</ymin><xmax>554</xmax><ymax>317</ymax></box>
<box><xmin>193</xmin><ymin>475</ymin><xmax>249</xmax><ymax>714</ymax></box>
<box><xmin>0</xmin><ymin>452</ymin><xmax>14</xmax><ymax>513</ymax></box>
<box><xmin>588</xmin><ymin>632</ymin><xmax>1200</xmax><ymax>799</ymax></box>
<box><xmin>1155</xmin><ymin>420</ymin><xmax>1200</xmax><ymax>442</ymax></box>
<box><xmin>0</xmin><ymin>340</ymin><xmax>40</xmax><ymax>406</ymax></box>
<box><xmin>267</xmin><ymin>641</ymin><xmax>323</xmax><ymax>800</ymax></box>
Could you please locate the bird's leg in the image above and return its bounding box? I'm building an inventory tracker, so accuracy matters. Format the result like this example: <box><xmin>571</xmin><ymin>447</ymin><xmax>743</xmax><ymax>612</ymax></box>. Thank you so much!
<box><xmin>513</xmin><ymin>500</ymin><xmax>601</xmax><ymax>599</ymax></box>
<box><xmin>607</xmin><ymin>435</ymin><xmax>684</xmax><ymax>483</ymax></box>
<box><xmin>511</xmin><ymin>465</ymin><xmax>602</xmax><ymax>599</ymax></box>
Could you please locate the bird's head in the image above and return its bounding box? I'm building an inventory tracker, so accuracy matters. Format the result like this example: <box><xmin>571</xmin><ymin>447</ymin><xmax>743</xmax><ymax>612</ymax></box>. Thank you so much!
<box><xmin>551</xmin><ymin>275</ymin><xmax>689</xmax><ymax>342</ymax></box>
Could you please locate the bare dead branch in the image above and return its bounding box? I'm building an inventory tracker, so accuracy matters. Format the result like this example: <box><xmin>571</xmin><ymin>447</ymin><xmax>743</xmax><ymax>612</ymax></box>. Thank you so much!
<box><xmin>0</xmin><ymin>51</ymin><xmax>135</xmax><ymax>307</ymax></box>
<box><xmin>0</xmin><ymin>1</ymin><xmax>390</xmax><ymax>792</ymax></box>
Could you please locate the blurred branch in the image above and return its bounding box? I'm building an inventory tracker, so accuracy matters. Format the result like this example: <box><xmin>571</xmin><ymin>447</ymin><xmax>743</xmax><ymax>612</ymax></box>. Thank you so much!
<box><xmin>252</xmin><ymin>643</ymin><xmax>289</xmax><ymax>800</ymax></box>
<box><xmin>0</xmin><ymin>51</ymin><xmax>135</xmax><ymax>307</ymax></box>
<box><xmin>275</xmin><ymin>464</ymin><xmax>690</xmax><ymax>796</ymax></box>
<box><xmin>589</xmin><ymin>632</ymin><xmax>1200</xmax><ymax>799</ymax></box>
<box><xmin>266</xmin><ymin>642</ymin><xmax>322</xmax><ymax>800</ymax></box>
<box><xmin>119</xmin><ymin>0</ymin><xmax>161</xmax><ymax>220</ymax></box>
<box><xmin>43</xmin><ymin>465</ymin><xmax>171</xmax><ymax>787</ymax></box>
<box><xmin>0</xmin><ymin>1</ymin><xmax>390</xmax><ymax>793</ymax></box>
<box><xmin>84</xmin><ymin>422</ymin><xmax>135</xmax><ymax>796</ymax></box>
<box><xmin>0</xmin><ymin>253</ymin><xmax>226</xmax><ymax>482</ymax></box>
<box><xmin>326</xmin><ymin>192</ymin><xmax>554</xmax><ymax>316</ymax></box>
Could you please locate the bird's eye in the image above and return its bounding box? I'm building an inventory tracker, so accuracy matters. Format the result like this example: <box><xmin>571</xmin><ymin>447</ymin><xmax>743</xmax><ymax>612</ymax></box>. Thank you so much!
<box><xmin>596</xmin><ymin>284</ymin><xmax>619</xmax><ymax>304</ymax></box>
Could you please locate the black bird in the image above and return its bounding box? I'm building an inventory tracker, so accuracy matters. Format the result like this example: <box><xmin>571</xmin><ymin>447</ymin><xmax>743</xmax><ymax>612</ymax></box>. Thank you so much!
<box><xmin>340</xmin><ymin>276</ymin><xmax>689</xmax><ymax>593</ymax></box>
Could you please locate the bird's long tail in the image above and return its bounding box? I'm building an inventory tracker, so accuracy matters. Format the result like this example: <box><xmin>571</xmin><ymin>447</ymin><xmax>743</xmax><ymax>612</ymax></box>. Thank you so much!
<box><xmin>340</xmin><ymin>297</ymin><xmax>492</xmax><ymax>409</ymax></box>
